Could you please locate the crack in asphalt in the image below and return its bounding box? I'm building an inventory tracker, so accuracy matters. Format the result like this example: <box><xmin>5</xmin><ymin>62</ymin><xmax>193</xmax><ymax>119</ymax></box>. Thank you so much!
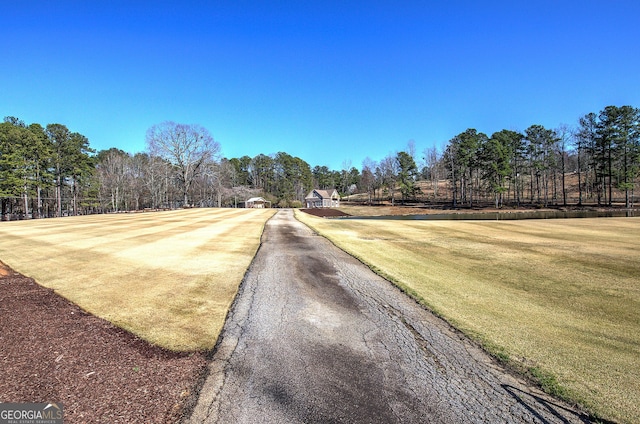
<box><xmin>186</xmin><ymin>209</ymin><xmax>591</xmax><ymax>424</ymax></box>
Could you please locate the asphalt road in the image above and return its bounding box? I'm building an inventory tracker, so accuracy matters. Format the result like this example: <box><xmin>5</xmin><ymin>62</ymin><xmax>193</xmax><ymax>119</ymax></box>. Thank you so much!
<box><xmin>187</xmin><ymin>209</ymin><xmax>590</xmax><ymax>423</ymax></box>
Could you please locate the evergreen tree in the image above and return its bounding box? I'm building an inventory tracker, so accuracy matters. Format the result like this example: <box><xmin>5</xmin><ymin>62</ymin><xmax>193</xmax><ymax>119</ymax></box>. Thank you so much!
<box><xmin>482</xmin><ymin>130</ymin><xmax>515</xmax><ymax>207</ymax></box>
<box><xmin>396</xmin><ymin>151</ymin><xmax>419</xmax><ymax>203</ymax></box>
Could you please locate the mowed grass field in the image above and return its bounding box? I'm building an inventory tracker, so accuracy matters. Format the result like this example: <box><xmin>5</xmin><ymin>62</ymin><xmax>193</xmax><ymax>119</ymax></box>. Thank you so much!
<box><xmin>296</xmin><ymin>210</ymin><xmax>640</xmax><ymax>424</ymax></box>
<box><xmin>0</xmin><ymin>208</ymin><xmax>275</xmax><ymax>351</ymax></box>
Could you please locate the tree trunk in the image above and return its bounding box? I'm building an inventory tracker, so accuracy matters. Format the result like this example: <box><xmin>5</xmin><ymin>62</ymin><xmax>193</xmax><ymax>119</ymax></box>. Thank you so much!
<box><xmin>530</xmin><ymin>168</ymin><xmax>534</xmax><ymax>204</ymax></box>
<box><xmin>56</xmin><ymin>177</ymin><xmax>62</xmax><ymax>217</ymax></box>
<box><xmin>1</xmin><ymin>198</ymin><xmax>7</xmax><ymax>221</ymax></box>
<box><xmin>72</xmin><ymin>179</ymin><xmax>78</xmax><ymax>216</ymax></box>
<box><xmin>37</xmin><ymin>185</ymin><xmax>42</xmax><ymax>218</ymax></box>
<box><xmin>23</xmin><ymin>188</ymin><xmax>29</xmax><ymax>219</ymax></box>
<box><xmin>577</xmin><ymin>154</ymin><xmax>582</xmax><ymax>206</ymax></box>
<box><xmin>607</xmin><ymin>141</ymin><xmax>613</xmax><ymax>206</ymax></box>
<box><xmin>561</xmin><ymin>154</ymin><xmax>567</xmax><ymax>206</ymax></box>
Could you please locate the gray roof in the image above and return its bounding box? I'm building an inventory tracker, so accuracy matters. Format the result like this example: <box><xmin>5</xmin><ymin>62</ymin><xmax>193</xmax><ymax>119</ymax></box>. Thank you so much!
<box><xmin>305</xmin><ymin>189</ymin><xmax>338</xmax><ymax>200</ymax></box>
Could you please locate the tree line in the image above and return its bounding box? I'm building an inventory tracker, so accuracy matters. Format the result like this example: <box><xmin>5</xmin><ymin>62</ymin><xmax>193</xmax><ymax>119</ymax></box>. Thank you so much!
<box><xmin>0</xmin><ymin>117</ymin><xmax>94</xmax><ymax>219</ymax></box>
<box><xmin>0</xmin><ymin>118</ymin><xmax>342</xmax><ymax>218</ymax></box>
<box><xmin>1</xmin><ymin>104</ymin><xmax>638</xmax><ymax>219</ymax></box>
<box><xmin>437</xmin><ymin>105</ymin><xmax>640</xmax><ymax>209</ymax></box>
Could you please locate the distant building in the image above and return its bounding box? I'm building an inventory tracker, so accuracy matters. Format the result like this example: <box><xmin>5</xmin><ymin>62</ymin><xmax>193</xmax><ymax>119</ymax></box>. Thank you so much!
<box><xmin>305</xmin><ymin>189</ymin><xmax>340</xmax><ymax>208</ymax></box>
<box><xmin>243</xmin><ymin>197</ymin><xmax>271</xmax><ymax>208</ymax></box>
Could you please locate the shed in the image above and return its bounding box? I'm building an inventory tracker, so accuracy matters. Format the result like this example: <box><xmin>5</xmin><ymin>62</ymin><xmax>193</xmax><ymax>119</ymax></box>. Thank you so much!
<box><xmin>244</xmin><ymin>197</ymin><xmax>271</xmax><ymax>208</ymax></box>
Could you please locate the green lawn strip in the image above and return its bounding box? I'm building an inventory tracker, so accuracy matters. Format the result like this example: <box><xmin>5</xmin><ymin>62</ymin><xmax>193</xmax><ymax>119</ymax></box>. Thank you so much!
<box><xmin>296</xmin><ymin>210</ymin><xmax>640</xmax><ymax>424</ymax></box>
<box><xmin>0</xmin><ymin>208</ymin><xmax>275</xmax><ymax>351</ymax></box>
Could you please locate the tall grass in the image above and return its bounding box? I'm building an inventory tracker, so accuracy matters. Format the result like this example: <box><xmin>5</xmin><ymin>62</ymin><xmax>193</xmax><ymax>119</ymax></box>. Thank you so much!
<box><xmin>0</xmin><ymin>208</ymin><xmax>275</xmax><ymax>351</ymax></box>
<box><xmin>296</xmin><ymin>211</ymin><xmax>640</xmax><ymax>424</ymax></box>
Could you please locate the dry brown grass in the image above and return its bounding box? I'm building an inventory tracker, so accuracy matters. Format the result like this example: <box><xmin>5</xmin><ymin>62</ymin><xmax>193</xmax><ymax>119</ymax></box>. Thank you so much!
<box><xmin>0</xmin><ymin>208</ymin><xmax>275</xmax><ymax>351</ymax></box>
<box><xmin>296</xmin><ymin>210</ymin><xmax>640</xmax><ymax>424</ymax></box>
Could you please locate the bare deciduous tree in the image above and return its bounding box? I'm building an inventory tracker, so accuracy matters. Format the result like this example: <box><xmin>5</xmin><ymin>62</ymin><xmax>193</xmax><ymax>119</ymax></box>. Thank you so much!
<box><xmin>422</xmin><ymin>146</ymin><xmax>442</xmax><ymax>198</ymax></box>
<box><xmin>555</xmin><ymin>124</ymin><xmax>572</xmax><ymax>206</ymax></box>
<box><xmin>361</xmin><ymin>157</ymin><xmax>377</xmax><ymax>204</ymax></box>
<box><xmin>96</xmin><ymin>148</ymin><xmax>128</xmax><ymax>212</ymax></box>
<box><xmin>146</xmin><ymin>121</ymin><xmax>220</xmax><ymax>206</ymax></box>
<box><xmin>380</xmin><ymin>153</ymin><xmax>399</xmax><ymax>205</ymax></box>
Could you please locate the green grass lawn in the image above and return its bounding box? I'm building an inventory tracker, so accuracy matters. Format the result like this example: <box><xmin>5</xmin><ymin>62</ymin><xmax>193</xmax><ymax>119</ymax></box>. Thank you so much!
<box><xmin>0</xmin><ymin>208</ymin><xmax>275</xmax><ymax>351</ymax></box>
<box><xmin>296</xmin><ymin>210</ymin><xmax>640</xmax><ymax>424</ymax></box>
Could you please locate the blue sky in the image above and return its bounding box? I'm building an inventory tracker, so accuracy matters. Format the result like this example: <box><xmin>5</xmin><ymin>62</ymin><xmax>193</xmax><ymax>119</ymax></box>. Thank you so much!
<box><xmin>2</xmin><ymin>1</ymin><xmax>639</xmax><ymax>170</ymax></box>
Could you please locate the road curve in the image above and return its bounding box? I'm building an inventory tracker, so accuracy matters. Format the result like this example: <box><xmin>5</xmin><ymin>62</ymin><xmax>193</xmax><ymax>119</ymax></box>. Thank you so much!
<box><xmin>187</xmin><ymin>209</ymin><xmax>589</xmax><ymax>424</ymax></box>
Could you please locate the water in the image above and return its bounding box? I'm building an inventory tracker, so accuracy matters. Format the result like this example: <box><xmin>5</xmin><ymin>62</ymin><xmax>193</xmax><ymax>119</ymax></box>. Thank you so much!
<box><xmin>342</xmin><ymin>210</ymin><xmax>639</xmax><ymax>221</ymax></box>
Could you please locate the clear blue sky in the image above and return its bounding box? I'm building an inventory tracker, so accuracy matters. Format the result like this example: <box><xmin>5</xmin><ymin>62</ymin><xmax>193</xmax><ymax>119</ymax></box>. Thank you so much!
<box><xmin>2</xmin><ymin>1</ymin><xmax>639</xmax><ymax>170</ymax></box>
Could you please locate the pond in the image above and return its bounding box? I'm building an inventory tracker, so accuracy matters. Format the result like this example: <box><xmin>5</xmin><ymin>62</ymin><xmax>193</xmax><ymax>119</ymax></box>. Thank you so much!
<box><xmin>342</xmin><ymin>209</ymin><xmax>639</xmax><ymax>221</ymax></box>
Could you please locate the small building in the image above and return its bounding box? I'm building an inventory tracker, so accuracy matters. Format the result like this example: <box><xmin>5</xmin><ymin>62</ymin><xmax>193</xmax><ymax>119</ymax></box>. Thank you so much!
<box><xmin>305</xmin><ymin>189</ymin><xmax>340</xmax><ymax>208</ymax></box>
<box><xmin>244</xmin><ymin>197</ymin><xmax>271</xmax><ymax>208</ymax></box>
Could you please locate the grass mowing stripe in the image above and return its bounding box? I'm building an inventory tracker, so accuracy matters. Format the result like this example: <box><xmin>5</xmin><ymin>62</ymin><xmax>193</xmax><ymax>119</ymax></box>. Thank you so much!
<box><xmin>296</xmin><ymin>211</ymin><xmax>640</xmax><ymax>424</ymax></box>
<box><xmin>0</xmin><ymin>208</ymin><xmax>275</xmax><ymax>351</ymax></box>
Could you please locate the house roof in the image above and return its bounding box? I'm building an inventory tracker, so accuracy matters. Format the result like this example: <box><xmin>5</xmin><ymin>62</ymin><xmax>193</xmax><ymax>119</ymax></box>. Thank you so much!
<box><xmin>246</xmin><ymin>197</ymin><xmax>266</xmax><ymax>202</ymax></box>
<box><xmin>305</xmin><ymin>189</ymin><xmax>338</xmax><ymax>200</ymax></box>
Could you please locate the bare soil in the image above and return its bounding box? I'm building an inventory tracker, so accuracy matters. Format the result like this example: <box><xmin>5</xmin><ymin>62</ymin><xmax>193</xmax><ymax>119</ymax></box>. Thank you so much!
<box><xmin>299</xmin><ymin>208</ymin><xmax>351</xmax><ymax>217</ymax></box>
<box><xmin>0</xmin><ymin>261</ymin><xmax>208</xmax><ymax>424</ymax></box>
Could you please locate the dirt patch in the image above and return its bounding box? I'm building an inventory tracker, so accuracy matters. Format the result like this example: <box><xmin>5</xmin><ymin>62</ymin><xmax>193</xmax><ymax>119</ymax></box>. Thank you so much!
<box><xmin>299</xmin><ymin>208</ymin><xmax>350</xmax><ymax>218</ymax></box>
<box><xmin>0</xmin><ymin>266</ymin><xmax>207</xmax><ymax>423</ymax></box>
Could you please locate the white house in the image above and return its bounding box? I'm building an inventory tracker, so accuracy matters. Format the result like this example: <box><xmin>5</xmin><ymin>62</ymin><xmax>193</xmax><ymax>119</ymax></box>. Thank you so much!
<box><xmin>305</xmin><ymin>189</ymin><xmax>340</xmax><ymax>208</ymax></box>
<box><xmin>244</xmin><ymin>197</ymin><xmax>270</xmax><ymax>208</ymax></box>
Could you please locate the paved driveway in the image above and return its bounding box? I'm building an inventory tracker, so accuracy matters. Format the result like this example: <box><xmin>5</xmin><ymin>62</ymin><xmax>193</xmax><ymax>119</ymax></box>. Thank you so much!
<box><xmin>187</xmin><ymin>209</ymin><xmax>589</xmax><ymax>423</ymax></box>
